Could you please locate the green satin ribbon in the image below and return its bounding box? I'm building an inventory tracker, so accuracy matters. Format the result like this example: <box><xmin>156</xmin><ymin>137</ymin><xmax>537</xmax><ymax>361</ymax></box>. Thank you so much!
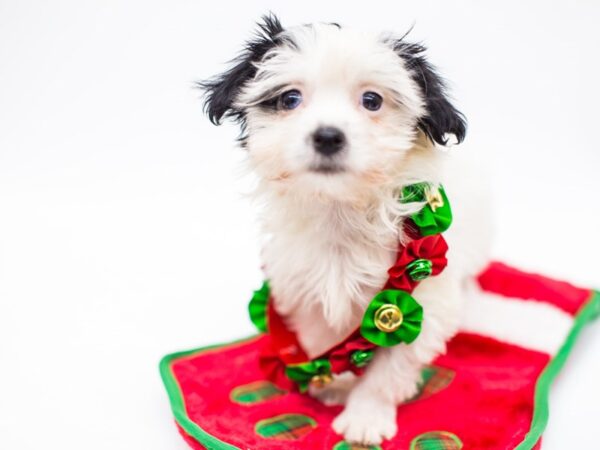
<box><xmin>360</xmin><ymin>289</ymin><xmax>424</xmax><ymax>347</ymax></box>
<box><xmin>401</xmin><ymin>183</ymin><xmax>452</xmax><ymax>236</ymax></box>
<box><xmin>285</xmin><ymin>359</ymin><xmax>332</xmax><ymax>392</ymax></box>
<box><xmin>248</xmin><ymin>281</ymin><xmax>270</xmax><ymax>333</ymax></box>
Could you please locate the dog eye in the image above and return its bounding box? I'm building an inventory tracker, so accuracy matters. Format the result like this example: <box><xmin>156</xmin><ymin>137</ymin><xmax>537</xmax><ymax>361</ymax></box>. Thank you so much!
<box><xmin>362</xmin><ymin>91</ymin><xmax>383</xmax><ymax>111</ymax></box>
<box><xmin>280</xmin><ymin>90</ymin><xmax>303</xmax><ymax>110</ymax></box>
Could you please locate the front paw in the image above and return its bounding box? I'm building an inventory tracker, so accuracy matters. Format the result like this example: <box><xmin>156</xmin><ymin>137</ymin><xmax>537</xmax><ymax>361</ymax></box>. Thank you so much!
<box><xmin>332</xmin><ymin>399</ymin><xmax>397</xmax><ymax>445</ymax></box>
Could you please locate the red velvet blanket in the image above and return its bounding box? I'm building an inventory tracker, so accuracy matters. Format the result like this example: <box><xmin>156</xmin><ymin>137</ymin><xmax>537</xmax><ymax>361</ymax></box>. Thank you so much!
<box><xmin>160</xmin><ymin>263</ymin><xmax>599</xmax><ymax>450</ymax></box>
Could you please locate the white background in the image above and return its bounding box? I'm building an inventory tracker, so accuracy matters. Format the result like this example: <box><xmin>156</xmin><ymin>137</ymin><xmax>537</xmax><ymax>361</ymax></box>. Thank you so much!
<box><xmin>1</xmin><ymin>1</ymin><xmax>599</xmax><ymax>449</ymax></box>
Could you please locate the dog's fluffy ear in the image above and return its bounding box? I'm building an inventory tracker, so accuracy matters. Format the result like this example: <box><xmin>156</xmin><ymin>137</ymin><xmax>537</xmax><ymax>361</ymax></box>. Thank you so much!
<box><xmin>393</xmin><ymin>41</ymin><xmax>467</xmax><ymax>146</ymax></box>
<box><xmin>199</xmin><ymin>13</ymin><xmax>284</xmax><ymax>126</ymax></box>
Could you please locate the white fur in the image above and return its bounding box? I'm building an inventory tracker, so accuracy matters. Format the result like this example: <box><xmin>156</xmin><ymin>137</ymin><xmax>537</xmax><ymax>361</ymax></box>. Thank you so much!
<box><xmin>462</xmin><ymin>287</ymin><xmax>573</xmax><ymax>355</ymax></box>
<box><xmin>237</xmin><ymin>24</ymin><xmax>491</xmax><ymax>444</ymax></box>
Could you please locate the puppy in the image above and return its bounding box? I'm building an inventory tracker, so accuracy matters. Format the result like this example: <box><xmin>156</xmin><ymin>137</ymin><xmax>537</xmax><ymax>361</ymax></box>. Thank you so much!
<box><xmin>201</xmin><ymin>14</ymin><xmax>491</xmax><ymax>445</ymax></box>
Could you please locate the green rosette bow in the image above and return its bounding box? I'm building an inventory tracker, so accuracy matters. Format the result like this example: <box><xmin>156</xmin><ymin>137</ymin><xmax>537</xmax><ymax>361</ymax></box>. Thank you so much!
<box><xmin>402</xmin><ymin>183</ymin><xmax>452</xmax><ymax>236</ymax></box>
<box><xmin>248</xmin><ymin>281</ymin><xmax>270</xmax><ymax>333</ymax></box>
<box><xmin>360</xmin><ymin>289</ymin><xmax>423</xmax><ymax>347</ymax></box>
<box><xmin>285</xmin><ymin>359</ymin><xmax>332</xmax><ymax>393</ymax></box>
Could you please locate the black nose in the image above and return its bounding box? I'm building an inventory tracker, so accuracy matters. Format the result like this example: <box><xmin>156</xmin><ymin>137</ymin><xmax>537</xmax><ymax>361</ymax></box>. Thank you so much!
<box><xmin>312</xmin><ymin>127</ymin><xmax>346</xmax><ymax>156</ymax></box>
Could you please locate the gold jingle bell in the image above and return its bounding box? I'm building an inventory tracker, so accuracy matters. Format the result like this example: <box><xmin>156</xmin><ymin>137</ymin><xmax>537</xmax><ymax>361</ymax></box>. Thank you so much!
<box><xmin>425</xmin><ymin>186</ymin><xmax>444</xmax><ymax>212</ymax></box>
<box><xmin>310</xmin><ymin>373</ymin><xmax>333</xmax><ymax>388</ymax></box>
<box><xmin>374</xmin><ymin>304</ymin><xmax>403</xmax><ymax>333</ymax></box>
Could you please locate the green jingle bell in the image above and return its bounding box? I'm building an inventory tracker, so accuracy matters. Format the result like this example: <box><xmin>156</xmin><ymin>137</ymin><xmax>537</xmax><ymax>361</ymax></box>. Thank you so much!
<box><xmin>350</xmin><ymin>349</ymin><xmax>374</xmax><ymax>368</ymax></box>
<box><xmin>406</xmin><ymin>258</ymin><xmax>433</xmax><ymax>281</ymax></box>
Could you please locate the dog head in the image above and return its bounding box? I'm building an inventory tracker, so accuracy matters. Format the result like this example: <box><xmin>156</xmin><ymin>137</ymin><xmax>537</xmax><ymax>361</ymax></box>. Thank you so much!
<box><xmin>201</xmin><ymin>14</ymin><xmax>465</xmax><ymax>202</ymax></box>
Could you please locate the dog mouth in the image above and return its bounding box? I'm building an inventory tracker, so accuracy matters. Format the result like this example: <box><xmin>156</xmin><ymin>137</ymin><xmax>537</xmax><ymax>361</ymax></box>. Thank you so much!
<box><xmin>309</xmin><ymin>162</ymin><xmax>346</xmax><ymax>174</ymax></box>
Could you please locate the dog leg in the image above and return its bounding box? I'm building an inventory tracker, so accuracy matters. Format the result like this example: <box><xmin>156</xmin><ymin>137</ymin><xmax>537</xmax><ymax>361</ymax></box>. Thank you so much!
<box><xmin>332</xmin><ymin>271</ymin><xmax>463</xmax><ymax>444</ymax></box>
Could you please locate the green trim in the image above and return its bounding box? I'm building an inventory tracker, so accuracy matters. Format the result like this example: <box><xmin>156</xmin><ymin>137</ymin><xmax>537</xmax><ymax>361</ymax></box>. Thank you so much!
<box><xmin>159</xmin><ymin>336</ymin><xmax>259</xmax><ymax>450</ymax></box>
<box><xmin>159</xmin><ymin>292</ymin><xmax>600</xmax><ymax>450</ymax></box>
<box><xmin>514</xmin><ymin>291</ymin><xmax>600</xmax><ymax>450</ymax></box>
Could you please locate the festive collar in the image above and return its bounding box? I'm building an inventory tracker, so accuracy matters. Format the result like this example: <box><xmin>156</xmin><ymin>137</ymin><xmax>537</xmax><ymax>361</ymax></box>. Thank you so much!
<box><xmin>248</xmin><ymin>182</ymin><xmax>452</xmax><ymax>392</ymax></box>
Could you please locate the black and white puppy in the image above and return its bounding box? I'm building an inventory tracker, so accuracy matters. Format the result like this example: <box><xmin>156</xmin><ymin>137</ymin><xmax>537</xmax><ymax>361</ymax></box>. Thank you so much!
<box><xmin>202</xmin><ymin>14</ymin><xmax>490</xmax><ymax>445</ymax></box>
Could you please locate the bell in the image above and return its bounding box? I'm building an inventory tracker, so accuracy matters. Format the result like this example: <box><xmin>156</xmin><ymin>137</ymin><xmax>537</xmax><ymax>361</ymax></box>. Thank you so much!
<box><xmin>310</xmin><ymin>373</ymin><xmax>333</xmax><ymax>388</ymax></box>
<box><xmin>374</xmin><ymin>304</ymin><xmax>403</xmax><ymax>333</ymax></box>
<box><xmin>407</xmin><ymin>258</ymin><xmax>433</xmax><ymax>281</ymax></box>
<box><xmin>425</xmin><ymin>187</ymin><xmax>444</xmax><ymax>212</ymax></box>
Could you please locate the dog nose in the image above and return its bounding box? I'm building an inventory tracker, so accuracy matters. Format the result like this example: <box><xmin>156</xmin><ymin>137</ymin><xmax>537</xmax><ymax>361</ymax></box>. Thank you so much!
<box><xmin>312</xmin><ymin>127</ymin><xmax>346</xmax><ymax>156</ymax></box>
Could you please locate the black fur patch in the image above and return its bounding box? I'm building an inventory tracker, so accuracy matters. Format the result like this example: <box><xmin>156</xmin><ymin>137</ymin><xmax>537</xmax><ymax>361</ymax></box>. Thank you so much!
<box><xmin>392</xmin><ymin>40</ymin><xmax>467</xmax><ymax>145</ymax></box>
<box><xmin>198</xmin><ymin>13</ymin><xmax>285</xmax><ymax>138</ymax></box>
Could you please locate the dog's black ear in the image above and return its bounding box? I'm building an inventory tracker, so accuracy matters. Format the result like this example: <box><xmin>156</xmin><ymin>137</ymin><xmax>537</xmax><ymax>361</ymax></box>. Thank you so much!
<box><xmin>198</xmin><ymin>14</ymin><xmax>284</xmax><ymax>126</ymax></box>
<box><xmin>393</xmin><ymin>41</ymin><xmax>466</xmax><ymax>145</ymax></box>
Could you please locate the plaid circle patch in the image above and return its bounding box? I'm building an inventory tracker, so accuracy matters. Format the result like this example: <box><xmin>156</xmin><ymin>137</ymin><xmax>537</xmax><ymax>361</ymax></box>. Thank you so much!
<box><xmin>408</xmin><ymin>365</ymin><xmax>455</xmax><ymax>403</ymax></box>
<box><xmin>230</xmin><ymin>380</ymin><xmax>286</xmax><ymax>405</ymax></box>
<box><xmin>255</xmin><ymin>413</ymin><xmax>317</xmax><ymax>440</ymax></box>
<box><xmin>410</xmin><ymin>431</ymin><xmax>463</xmax><ymax>450</ymax></box>
<box><xmin>332</xmin><ymin>441</ymin><xmax>382</xmax><ymax>450</ymax></box>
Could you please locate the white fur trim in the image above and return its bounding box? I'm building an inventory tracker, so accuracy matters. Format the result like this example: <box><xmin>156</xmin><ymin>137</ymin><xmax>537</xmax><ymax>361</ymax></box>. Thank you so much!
<box><xmin>461</xmin><ymin>285</ymin><xmax>574</xmax><ymax>356</ymax></box>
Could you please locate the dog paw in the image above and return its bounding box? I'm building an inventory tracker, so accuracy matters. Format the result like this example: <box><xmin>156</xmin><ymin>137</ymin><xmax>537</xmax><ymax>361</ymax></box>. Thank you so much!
<box><xmin>332</xmin><ymin>400</ymin><xmax>397</xmax><ymax>445</ymax></box>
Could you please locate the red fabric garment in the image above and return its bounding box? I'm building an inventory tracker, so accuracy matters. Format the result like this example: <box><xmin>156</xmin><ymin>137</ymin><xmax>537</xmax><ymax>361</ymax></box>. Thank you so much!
<box><xmin>477</xmin><ymin>262</ymin><xmax>592</xmax><ymax>315</ymax></box>
<box><xmin>161</xmin><ymin>263</ymin><xmax>598</xmax><ymax>450</ymax></box>
<box><xmin>169</xmin><ymin>333</ymin><xmax>549</xmax><ymax>450</ymax></box>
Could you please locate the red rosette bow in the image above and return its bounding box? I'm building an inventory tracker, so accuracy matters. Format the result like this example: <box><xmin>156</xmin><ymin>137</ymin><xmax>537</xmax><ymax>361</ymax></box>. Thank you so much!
<box><xmin>386</xmin><ymin>234</ymin><xmax>449</xmax><ymax>292</ymax></box>
<box><xmin>329</xmin><ymin>334</ymin><xmax>377</xmax><ymax>375</ymax></box>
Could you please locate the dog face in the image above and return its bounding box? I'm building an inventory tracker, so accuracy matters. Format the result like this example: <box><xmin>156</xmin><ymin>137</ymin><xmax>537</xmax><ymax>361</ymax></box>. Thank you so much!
<box><xmin>202</xmin><ymin>15</ymin><xmax>465</xmax><ymax>202</ymax></box>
